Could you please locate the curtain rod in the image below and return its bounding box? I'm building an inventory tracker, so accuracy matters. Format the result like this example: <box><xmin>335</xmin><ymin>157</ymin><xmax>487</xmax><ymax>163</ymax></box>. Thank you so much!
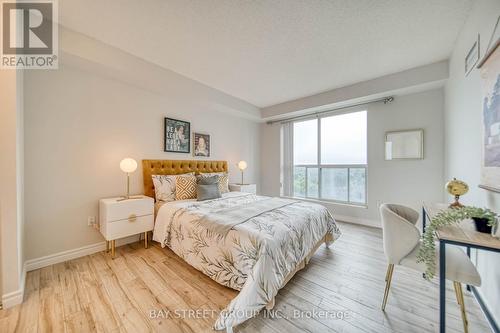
<box><xmin>266</xmin><ymin>96</ymin><xmax>394</xmax><ymax>125</ymax></box>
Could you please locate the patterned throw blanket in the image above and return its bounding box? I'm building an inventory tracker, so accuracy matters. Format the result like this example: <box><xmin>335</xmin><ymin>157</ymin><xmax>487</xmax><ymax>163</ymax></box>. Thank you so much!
<box><xmin>198</xmin><ymin>197</ymin><xmax>297</xmax><ymax>236</ymax></box>
<box><xmin>153</xmin><ymin>192</ymin><xmax>341</xmax><ymax>331</ymax></box>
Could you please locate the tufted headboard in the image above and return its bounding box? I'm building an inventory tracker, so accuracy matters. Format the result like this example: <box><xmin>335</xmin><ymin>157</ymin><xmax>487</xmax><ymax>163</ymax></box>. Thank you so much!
<box><xmin>142</xmin><ymin>160</ymin><xmax>228</xmax><ymax>199</ymax></box>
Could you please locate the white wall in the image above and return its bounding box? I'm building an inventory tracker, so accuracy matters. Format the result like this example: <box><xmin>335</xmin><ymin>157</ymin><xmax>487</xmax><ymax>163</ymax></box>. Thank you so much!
<box><xmin>444</xmin><ymin>0</ymin><xmax>500</xmax><ymax>326</ymax></box>
<box><xmin>0</xmin><ymin>69</ymin><xmax>25</xmax><ymax>307</ymax></box>
<box><xmin>260</xmin><ymin>88</ymin><xmax>445</xmax><ymax>226</ymax></box>
<box><xmin>23</xmin><ymin>31</ymin><xmax>261</xmax><ymax>260</ymax></box>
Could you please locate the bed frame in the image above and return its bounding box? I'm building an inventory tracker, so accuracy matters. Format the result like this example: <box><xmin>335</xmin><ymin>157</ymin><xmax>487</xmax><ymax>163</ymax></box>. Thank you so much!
<box><xmin>142</xmin><ymin>159</ymin><xmax>332</xmax><ymax>310</ymax></box>
<box><xmin>265</xmin><ymin>232</ymin><xmax>333</xmax><ymax>309</ymax></box>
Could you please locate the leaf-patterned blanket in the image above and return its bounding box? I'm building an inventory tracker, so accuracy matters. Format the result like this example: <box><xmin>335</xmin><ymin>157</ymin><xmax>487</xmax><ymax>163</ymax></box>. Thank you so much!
<box><xmin>198</xmin><ymin>196</ymin><xmax>297</xmax><ymax>236</ymax></box>
<box><xmin>152</xmin><ymin>192</ymin><xmax>341</xmax><ymax>330</ymax></box>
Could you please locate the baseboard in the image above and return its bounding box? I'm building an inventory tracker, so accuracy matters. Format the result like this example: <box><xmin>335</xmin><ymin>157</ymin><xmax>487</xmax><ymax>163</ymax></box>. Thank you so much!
<box><xmin>25</xmin><ymin>235</ymin><xmax>139</xmax><ymax>272</ymax></box>
<box><xmin>1</xmin><ymin>262</ymin><xmax>27</xmax><ymax>309</ymax></box>
<box><xmin>334</xmin><ymin>214</ymin><xmax>381</xmax><ymax>228</ymax></box>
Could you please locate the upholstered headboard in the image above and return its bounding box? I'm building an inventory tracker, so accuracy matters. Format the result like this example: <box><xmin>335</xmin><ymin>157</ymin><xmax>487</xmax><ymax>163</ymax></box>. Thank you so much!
<box><xmin>142</xmin><ymin>159</ymin><xmax>228</xmax><ymax>199</ymax></box>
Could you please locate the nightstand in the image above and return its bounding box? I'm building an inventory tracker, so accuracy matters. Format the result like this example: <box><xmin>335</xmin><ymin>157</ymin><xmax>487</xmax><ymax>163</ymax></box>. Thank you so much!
<box><xmin>99</xmin><ymin>195</ymin><xmax>154</xmax><ymax>257</ymax></box>
<box><xmin>229</xmin><ymin>183</ymin><xmax>257</xmax><ymax>194</ymax></box>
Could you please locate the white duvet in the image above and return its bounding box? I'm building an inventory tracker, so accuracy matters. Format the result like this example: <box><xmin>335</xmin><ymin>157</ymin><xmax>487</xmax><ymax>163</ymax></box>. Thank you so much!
<box><xmin>153</xmin><ymin>192</ymin><xmax>341</xmax><ymax>330</ymax></box>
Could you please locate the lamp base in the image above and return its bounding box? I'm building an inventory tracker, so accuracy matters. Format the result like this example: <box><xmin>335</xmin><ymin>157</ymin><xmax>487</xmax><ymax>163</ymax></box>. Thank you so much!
<box><xmin>449</xmin><ymin>195</ymin><xmax>464</xmax><ymax>209</ymax></box>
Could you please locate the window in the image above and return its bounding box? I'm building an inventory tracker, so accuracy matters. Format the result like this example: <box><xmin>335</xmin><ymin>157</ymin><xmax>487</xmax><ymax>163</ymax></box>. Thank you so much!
<box><xmin>292</xmin><ymin>111</ymin><xmax>367</xmax><ymax>205</ymax></box>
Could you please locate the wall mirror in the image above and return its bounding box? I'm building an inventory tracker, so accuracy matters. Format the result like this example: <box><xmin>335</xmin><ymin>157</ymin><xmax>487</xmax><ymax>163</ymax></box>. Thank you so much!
<box><xmin>385</xmin><ymin>129</ymin><xmax>424</xmax><ymax>160</ymax></box>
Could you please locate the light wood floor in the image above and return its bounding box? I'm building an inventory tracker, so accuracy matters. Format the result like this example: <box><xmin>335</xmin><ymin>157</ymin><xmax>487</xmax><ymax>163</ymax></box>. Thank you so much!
<box><xmin>0</xmin><ymin>222</ymin><xmax>491</xmax><ymax>333</ymax></box>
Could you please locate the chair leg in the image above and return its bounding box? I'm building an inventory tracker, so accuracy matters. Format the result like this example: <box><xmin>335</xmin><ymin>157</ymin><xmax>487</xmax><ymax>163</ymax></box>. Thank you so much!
<box><xmin>381</xmin><ymin>264</ymin><xmax>394</xmax><ymax>311</ymax></box>
<box><xmin>453</xmin><ymin>281</ymin><xmax>461</xmax><ymax>305</ymax></box>
<box><xmin>453</xmin><ymin>281</ymin><xmax>468</xmax><ymax>333</ymax></box>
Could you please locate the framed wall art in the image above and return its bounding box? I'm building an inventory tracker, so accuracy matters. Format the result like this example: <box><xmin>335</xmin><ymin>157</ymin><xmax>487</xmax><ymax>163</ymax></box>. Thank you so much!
<box><xmin>385</xmin><ymin>129</ymin><xmax>424</xmax><ymax>160</ymax></box>
<box><xmin>478</xmin><ymin>20</ymin><xmax>500</xmax><ymax>192</ymax></box>
<box><xmin>164</xmin><ymin>117</ymin><xmax>190</xmax><ymax>153</ymax></box>
<box><xmin>465</xmin><ymin>34</ymin><xmax>480</xmax><ymax>76</ymax></box>
<box><xmin>193</xmin><ymin>132</ymin><xmax>210</xmax><ymax>157</ymax></box>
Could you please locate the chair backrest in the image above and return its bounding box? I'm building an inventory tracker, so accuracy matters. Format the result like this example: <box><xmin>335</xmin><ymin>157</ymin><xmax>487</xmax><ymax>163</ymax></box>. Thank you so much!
<box><xmin>379</xmin><ymin>203</ymin><xmax>421</xmax><ymax>264</ymax></box>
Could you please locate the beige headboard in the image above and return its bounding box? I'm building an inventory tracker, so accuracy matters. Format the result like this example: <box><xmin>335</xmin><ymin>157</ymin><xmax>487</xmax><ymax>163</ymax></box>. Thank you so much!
<box><xmin>142</xmin><ymin>159</ymin><xmax>228</xmax><ymax>199</ymax></box>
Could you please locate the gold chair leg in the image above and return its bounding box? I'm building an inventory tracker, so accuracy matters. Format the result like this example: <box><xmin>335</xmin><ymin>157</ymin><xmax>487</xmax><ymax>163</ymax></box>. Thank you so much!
<box><xmin>144</xmin><ymin>232</ymin><xmax>148</xmax><ymax>249</ymax></box>
<box><xmin>111</xmin><ymin>240</ymin><xmax>115</xmax><ymax>258</ymax></box>
<box><xmin>453</xmin><ymin>281</ymin><xmax>462</xmax><ymax>305</ymax></box>
<box><xmin>381</xmin><ymin>264</ymin><xmax>394</xmax><ymax>311</ymax></box>
<box><xmin>106</xmin><ymin>240</ymin><xmax>110</xmax><ymax>253</ymax></box>
<box><xmin>454</xmin><ymin>281</ymin><xmax>468</xmax><ymax>333</ymax></box>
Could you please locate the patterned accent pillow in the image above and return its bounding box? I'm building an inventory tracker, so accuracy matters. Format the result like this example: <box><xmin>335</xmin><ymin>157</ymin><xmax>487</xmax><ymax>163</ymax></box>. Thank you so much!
<box><xmin>199</xmin><ymin>172</ymin><xmax>229</xmax><ymax>193</ymax></box>
<box><xmin>152</xmin><ymin>172</ymin><xmax>194</xmax><ymax>202</ymax></box>
<box><xmin>175</xmin><ymin>174</ymin><xmax>197</xmax><ymax>200</ymax></box>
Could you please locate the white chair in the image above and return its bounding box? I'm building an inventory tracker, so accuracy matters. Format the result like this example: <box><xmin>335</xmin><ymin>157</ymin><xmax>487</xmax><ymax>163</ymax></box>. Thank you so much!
<box><xmin>379</xmin><ymin>203</ymin><xmax>481</xmax><ymax>333</ymax></box>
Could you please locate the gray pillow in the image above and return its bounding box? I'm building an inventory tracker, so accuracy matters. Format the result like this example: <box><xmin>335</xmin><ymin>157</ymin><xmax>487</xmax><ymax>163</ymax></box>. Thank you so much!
<box><xmin>197</xmin><ymin>184</ymin><xmax>221</xmax><ymax>201</ymax></box>
<box><xmin>197</xmin><ymin>175</ymin><xmax>219</xmax><ymax>185</ymax></box>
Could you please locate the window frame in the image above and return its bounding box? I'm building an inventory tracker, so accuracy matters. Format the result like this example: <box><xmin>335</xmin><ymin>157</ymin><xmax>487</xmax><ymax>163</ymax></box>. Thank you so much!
<box><xmin>292</xmin><ymin>111</ymin><xmax>367</xmax><ymax>206</ymax></box>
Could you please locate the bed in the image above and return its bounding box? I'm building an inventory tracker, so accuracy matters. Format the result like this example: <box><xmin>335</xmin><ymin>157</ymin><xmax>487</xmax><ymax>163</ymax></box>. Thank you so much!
<box><xmin>143</xmin><ymin>159</ymin><xmax>341</xmax><ymax>331</ymax></box>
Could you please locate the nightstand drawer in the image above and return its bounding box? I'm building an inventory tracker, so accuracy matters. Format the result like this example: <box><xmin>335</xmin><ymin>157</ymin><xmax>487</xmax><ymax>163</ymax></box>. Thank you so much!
<box><xmin>99</xmin><ymin>197</ymin><xmax>153</xmax><ymax>222</ymax></box>
<box><xmin>102</xmin><ymin>214</ymin><xmax>153</xmax><ymax>240</ymax></box>
<box><xmin>229</xmin><ymin>184</ymin><xmax>257</xmax><ymax>194</ymax></box>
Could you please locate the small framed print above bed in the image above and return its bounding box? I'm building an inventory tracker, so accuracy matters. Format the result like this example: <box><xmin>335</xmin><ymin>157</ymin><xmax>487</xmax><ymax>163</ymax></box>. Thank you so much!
<box><xmin>164</xmin><ymin>118</ymin><xmax>190</xmax><ymax>153</ymax></box>
<box><xmin>193</xmin><ymin>132</ymin><xmax>210</xmax><ymax>157</ymax></box>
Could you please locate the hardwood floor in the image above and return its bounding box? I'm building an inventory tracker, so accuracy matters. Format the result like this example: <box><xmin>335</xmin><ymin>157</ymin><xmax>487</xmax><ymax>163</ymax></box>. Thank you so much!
<box><xmin>0</xmin><ymin>222</ymin><xmax>491</xmax><ymax>333</ymax></box>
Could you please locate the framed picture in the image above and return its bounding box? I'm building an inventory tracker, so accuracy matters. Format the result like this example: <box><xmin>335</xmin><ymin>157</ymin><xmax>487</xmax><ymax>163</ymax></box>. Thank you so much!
<box><xmin>385</xmin><ymin>129</ymin><xmax>424</xmax><ymax>160</ymax></box>
<box><xmin>465</xmin><ymin>34</ymin><xmax>480</xmax><ymax>76</ymax></box>
<box><xmin>193</xmin><ymin>132</ymin><xmax>210</xmax><ymax>157</ymax></box>
<box><xmin>479</xmin><ymin>41</ymin><xmax>500</xmax><ymax>192</ymax></box>
<box><xmin>164</xmin><ymin>118</ymin><xmax>190</xmax><ymax>153</ymax></box>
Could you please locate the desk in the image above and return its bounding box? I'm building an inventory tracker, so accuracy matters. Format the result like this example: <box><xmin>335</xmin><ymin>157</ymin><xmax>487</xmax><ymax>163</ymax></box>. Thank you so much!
<box><xmin>423</xmin><ymin>203</ymin><xmax>500</xmax><ymax>333</ymax></box>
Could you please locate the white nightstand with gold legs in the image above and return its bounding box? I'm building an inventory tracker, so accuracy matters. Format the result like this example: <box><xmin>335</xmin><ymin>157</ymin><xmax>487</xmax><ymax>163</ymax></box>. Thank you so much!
<box><xmin>99</xmin><ymin>196</ymin><xmax>154</xmax><ymax>258</ymax></box>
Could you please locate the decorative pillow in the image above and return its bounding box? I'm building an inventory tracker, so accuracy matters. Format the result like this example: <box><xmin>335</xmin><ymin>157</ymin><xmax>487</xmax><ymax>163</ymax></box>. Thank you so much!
<box><xmin>175</xmin><ymin>174</ymin><xmax>197</xmax><ymax>200</ymax></box>
<box><xmin>197</xmin><ymin>175</ymin><xmax>219</xmax><ymax>185</ymax></box>
<box><xmin>199</xmin><ymin>172</ymin><xmax>229</xmax><ymax>193</ymax></box>
<box><xmin>152</xmin><ymin>172</ymin><xmax>194</xmax><ymax>202</ymax></box>
<box><xmin>197</xmin><ymin>184</ymin><xmax>221</xmax><ymax>201</ymax></box>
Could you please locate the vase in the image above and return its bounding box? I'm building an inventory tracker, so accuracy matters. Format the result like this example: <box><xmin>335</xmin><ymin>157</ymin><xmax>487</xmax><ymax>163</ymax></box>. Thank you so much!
<box><xmin>472</xmin><ymin>217</ymin><xmax>493</xmax><ymax>234</ymax></box>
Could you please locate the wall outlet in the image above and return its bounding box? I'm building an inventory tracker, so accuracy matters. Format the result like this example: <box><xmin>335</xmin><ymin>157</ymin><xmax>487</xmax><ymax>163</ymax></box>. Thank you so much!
<box><xmin>87</xmin><ymin>216</ymin><xmax>96</xmax><ymax>226</ymax></box>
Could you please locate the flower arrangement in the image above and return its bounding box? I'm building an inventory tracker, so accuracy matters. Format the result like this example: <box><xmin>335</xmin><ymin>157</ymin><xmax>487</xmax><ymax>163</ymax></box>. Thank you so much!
<box><xmin>416</xmin><ymin>206</ymin><xmax>498</xmax><ymax>279</ymax></box>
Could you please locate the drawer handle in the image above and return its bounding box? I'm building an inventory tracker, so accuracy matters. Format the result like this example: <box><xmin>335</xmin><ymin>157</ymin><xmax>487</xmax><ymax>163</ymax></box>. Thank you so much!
<box><xmin>128</xmin><ymin>214</ymin><xmax>137</xmax><ymax>222</ymax></box>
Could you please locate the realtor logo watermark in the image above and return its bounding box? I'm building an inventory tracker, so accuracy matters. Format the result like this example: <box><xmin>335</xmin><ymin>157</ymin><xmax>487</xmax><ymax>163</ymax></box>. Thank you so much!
<box><xmin>1</xmin><ymin>0</ymin><xmax>58</xmax><ymax>69</ymax></box>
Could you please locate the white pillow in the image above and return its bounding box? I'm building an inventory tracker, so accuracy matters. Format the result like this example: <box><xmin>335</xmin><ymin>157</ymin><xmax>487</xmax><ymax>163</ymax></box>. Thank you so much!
<box><xmin>152</xmin><ymin>172</ymin><xmax>194</xmax><ymax>202</ymax></box>
<box><xmin>198</xmin><ymin>172</ymin><xmax>229</xmax><ymax>193</ymax></box>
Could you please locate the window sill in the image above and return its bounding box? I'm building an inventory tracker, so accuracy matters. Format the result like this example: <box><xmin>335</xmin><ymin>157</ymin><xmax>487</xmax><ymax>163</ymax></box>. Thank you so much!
<box><xmin>282</xmin><ymin>196</ymin><xmax>368</xmax><ymax>209</ymax></box>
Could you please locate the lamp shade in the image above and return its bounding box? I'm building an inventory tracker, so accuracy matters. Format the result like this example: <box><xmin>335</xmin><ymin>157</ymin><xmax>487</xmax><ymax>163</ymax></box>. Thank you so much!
<box><xmin>120</xmin><ymin>158</ymin><xmax>137</xmax><ymax>173</ymax></box>
<box><xmin>237</xmin><ymin>160</ymin><xmax>248</xmax><ymax>171</ymax></box>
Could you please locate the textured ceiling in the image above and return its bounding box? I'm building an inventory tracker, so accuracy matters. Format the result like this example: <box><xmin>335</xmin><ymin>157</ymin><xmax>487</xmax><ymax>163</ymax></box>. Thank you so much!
<box><xmin>59</xmin><ymin>0</ymin><xmax>472</xmax><ymax>107</ymax></box>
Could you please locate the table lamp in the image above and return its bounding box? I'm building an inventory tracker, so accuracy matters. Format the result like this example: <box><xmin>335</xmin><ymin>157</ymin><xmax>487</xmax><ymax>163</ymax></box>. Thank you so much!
<box><xmin>118</xmin><ymin>158</ymin><xmax>140</xmax><ymax>201</ymax></box>
<box><xmin>237</xmin><ymin>160</ymin><xmax>248</xmax><ymax>185</ymax></box>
